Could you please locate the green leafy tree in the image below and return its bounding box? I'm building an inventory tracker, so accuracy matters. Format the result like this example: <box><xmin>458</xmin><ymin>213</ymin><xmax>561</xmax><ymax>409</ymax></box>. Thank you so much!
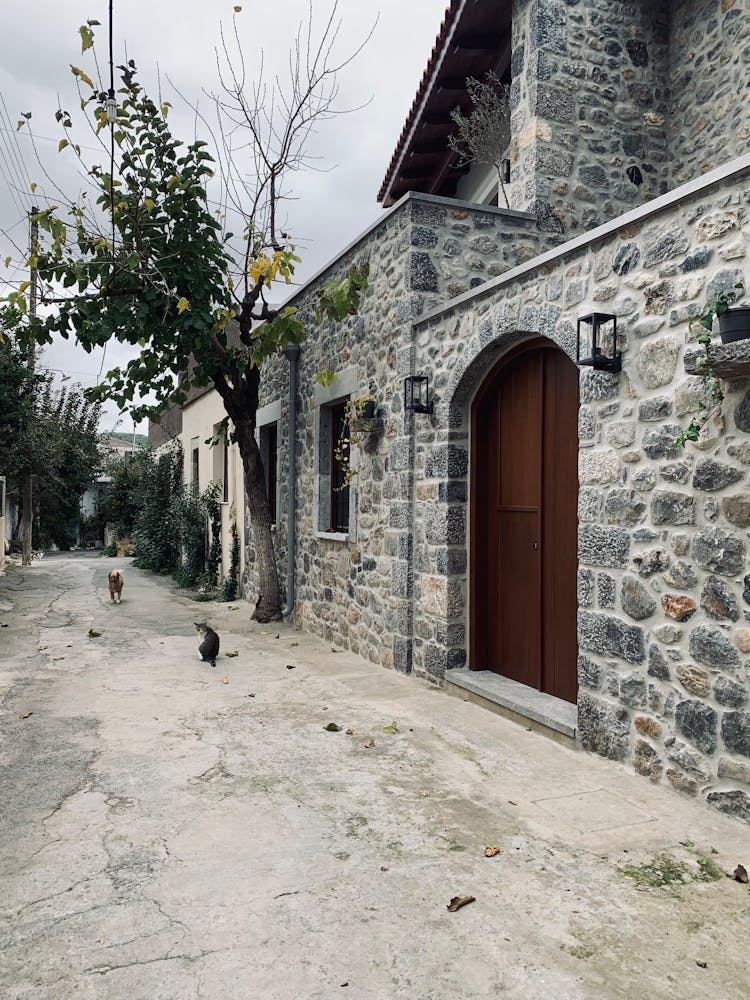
<box><xmin>0</xmin><ymin>322</ymin><xmax>102</xmax><ymax>549</ymax></box>
<box><xmin>34</xmin><ymin>382</ymin><xmax>102</xmax><ymax>548</ymax></box>
<box><xmin>6</xmin><ymin>11</ymin><xmax>369</xmax><ymax>619</ymax></box>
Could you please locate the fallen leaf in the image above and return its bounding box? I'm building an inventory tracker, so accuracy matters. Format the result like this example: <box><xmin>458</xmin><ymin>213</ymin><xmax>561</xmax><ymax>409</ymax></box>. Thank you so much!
<box><xmin>291</xmin><ymin>641</ymin><xmax>299</xmax><ymax>647</ymax></box>
<box><xmin>345</xmin><ymin>728</ymin><xmax>355</xmax><ymax>735</ymax></box>
<box><xmin>227</xmin><ymin>605</ymin><xmax>239</xmax><ymax>610</ymax></box>
<box><xmin>484</xmin><ymin>847</ymin><xmax>501</xmax><ymax>858</ymax></box>
<box><xmin>246</xmin><ymin>693</ymin><xmax>256</xmax><ymax>698</ymax></box>
<box><xmin>19</xmin><ymin>711</ymin><xmax>33</xmax><ymax>720</ymax></box>
<box><xmin>286</xmin><ymin>664</ymin><xmax>296</xmax><ymax>670</ymax></box>
<box><xmin>97</xmin><ymin>938</ymin><xmax>105</xmax><ymax>945</ymax></box>
<box><xmin>88</xmin><ymin>629</ymin><xmax>101</xmax><ymax>638</ymax></box>
<box><xmin>0</xmin><ymin>623</ymin><xmax>8</xmax><ymax>628</ymax></box>
<box><xmin>363</xmin><ymin>738</ymin><xmax>375</xmax><ymax>748</ymax></box>
<box><xmin>419</xmin><ymin>790</ymin><xmax>429</xmax><ymax>798</ymax></box>
<box><xmin>679</xmin><ymin>839</ymin><xmax>695</xmax><ymax>848</ymax></box>
<box><xmin>382</xmin><ymin>721</ymin><xmax>398</xmax><ymax>734</ymax></box>
<box><xmin>447</xmin><ymin>895</ymin><xmax>476</xmax><ymax>912</ymax></box>
<box><xmin>380</xmin><ymin>866</ymin><xmax>389</xmax><ymax>872</ymax></box>
<box><xmin>696</xmin><ymin>960</ymin><xmax>707</xmax><ymax>969</ymax></box>
<box><xmin>734</xmin><ymin>864</ymin><xmax>749</xmax><ymax>884</ymax></box>
<box><xmin>39</xmin><ymin>645</ymin><xmax>47</xmax><ymax>650</ymax></box>
<box><xmin>507</xmin><ymin>800</ymin><xmax>517</xmax><ymax>806</ymax></box>
<box><xmin>221</xmin><ymin>676</ymin><xmax>229</xmax><ymax>685</ymax></box>
<box><xmin>260</xmin><ymin>630</ymin><xmax>270</xmax><ymax>634</ymax></box>
<box><xmin>324</xmin><ymin>722</ymin><xmax>342</xmax><ymax>732</ymax></box>
<box><xmin>52</xmin><ymin>656</ymin><xmax>65</xmax><ymax>661</ymax></box>
<box><xmin>224</xmin><ymin>650</ymin><xmax>239</xmax><ymax>657</ymax></box>
<box><xmin>274</xmin><ymin>634</ymin><xmax>280</xmax><ymax>639</ymax></box>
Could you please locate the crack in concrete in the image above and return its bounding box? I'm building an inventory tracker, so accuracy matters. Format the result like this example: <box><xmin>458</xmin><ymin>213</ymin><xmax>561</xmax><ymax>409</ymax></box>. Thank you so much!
<box><xmin>10</xmin><ymin>872</ymin><xmax>106</xmax><ymax>919</ymax></box>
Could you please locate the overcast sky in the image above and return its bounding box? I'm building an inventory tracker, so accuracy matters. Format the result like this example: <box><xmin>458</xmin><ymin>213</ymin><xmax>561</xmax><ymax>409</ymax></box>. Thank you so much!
<box><xmin>0</xmin><ymin>1</ymin><xmax>445</xmax><ymax>431</ymax></box>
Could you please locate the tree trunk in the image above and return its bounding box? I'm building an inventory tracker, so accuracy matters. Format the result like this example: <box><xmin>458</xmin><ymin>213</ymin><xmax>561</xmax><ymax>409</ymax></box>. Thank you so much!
<box><xmin>21</xmin><ymin>475</ymin><xmax>32</xmax><ymax>566</ymax></box>
<box><xmin>233</xmin><ymin>419</ymin><xmax>282</xmax><ymax>622</ymax></box>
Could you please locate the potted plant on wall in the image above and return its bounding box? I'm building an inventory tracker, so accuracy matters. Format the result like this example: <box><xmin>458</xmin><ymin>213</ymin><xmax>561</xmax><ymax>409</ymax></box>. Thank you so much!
<box><xmin>345</xmin><ymin>393</ymin><xmax>381</xmax><ymax>440</ymax></box>
<box><xmin>697</xmin><ymin>282</ymin><xmax>749</xmax><ymax>344</ymax></box>
<box><xmin>676</xmin><ymin>282</ymin><xmax>746</xmax><ymax>447</ymax></box>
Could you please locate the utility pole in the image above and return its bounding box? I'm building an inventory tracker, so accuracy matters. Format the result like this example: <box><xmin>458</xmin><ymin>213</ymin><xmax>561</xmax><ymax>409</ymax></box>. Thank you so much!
<box><xmin>20</xmin><ymin>206</ymin><xmax>38</xmax><ymax>567</ymax></box>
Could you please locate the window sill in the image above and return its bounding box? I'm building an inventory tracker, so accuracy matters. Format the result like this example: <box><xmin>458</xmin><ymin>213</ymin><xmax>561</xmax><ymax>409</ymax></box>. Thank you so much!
<box><xmin>315</xmin><ymin>530</ymin><xmax>350</xmax><ymax>543</ymax></box>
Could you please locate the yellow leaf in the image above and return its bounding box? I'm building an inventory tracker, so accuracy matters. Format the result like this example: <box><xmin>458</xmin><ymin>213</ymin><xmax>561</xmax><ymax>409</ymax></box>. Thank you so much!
<box><xmin>177</xmin><ymin>297</ymin><xmax>190</xmax><ymax>314</ymax></box>
<box><xmin>144</xmin><ymin>198</ymin><xmax>155</xmax><ymax>211</ymax></box>
<box><xmin>224</xmin><ymin>650</ymin><xmax>238</xmax><ymax>657</ymax></box>
<box><xmin>3</xmin><ymin>257</ymin><xmax>10</xmax><ymax>268</ymax></box>
<box><xmin>234</xmin><ymin>4</ymin><xmax>242</xmax><ymax>10</ymax></box>
<box><xmin>30</xmin><ymin>182</ymin><xmax>37</xmax><ymax>193</ymax></box>
<box><xmin>221</xmin><ymin>675</ymin><xmax>229</xmax><ymax>685</ymax></box>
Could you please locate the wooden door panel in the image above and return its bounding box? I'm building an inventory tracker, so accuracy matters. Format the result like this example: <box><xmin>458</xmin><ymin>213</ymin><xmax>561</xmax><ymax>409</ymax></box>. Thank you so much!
<box><xmin>542</xmin><ymin>351</ymin><xmax>579</xmax><ymax>703</ymax></box>
<box><xmin>498</xmin><ymin>509</ymin><xmax>541</xmax><ymax>688</ymax></box>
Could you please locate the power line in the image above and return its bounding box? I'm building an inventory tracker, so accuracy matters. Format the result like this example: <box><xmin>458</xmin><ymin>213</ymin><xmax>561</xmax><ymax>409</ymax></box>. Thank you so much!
<box><xmin>0</xmin><ymin>94</ymin><xmax>33</xmax><ymax>204</ymax></box>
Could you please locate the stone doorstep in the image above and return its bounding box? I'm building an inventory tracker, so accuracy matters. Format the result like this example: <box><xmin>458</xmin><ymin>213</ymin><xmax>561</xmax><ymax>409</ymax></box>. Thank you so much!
<box><xmin>444</xmin><ymin>668</ymin><xmax>578</xmax><ymax>745</ymax></box>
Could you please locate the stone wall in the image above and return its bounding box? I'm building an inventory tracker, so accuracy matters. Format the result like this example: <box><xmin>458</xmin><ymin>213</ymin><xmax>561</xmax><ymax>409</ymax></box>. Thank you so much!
<box><xmin>510</xmin><ymin>0</ymin><xmax>671</xmax><ymax>237</ymax></box>
<box><xmin>411</xmin><ymin>158</ymin><xmax>750</xmax><ymax>822</ymax></box>
<box><xmin>251</xmin><ymin>194</ymin><xmax>539</xmax><ymax>665</ymax></box>
<box><xmin>668</xmin><ymin>0</ymin><xmax>750</xmax><ymax>187</ymax></box>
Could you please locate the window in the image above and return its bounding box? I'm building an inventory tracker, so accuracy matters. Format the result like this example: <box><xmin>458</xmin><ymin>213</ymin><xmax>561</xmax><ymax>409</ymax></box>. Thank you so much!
<box><xmin>313</xmin><ymin>366</ymin><xmax>359</xmax><ymax>540</ymax></box>
<box><xmin>223</xmin><ymin>438</ymin><xmax>229</xmax><ymax>504</ymax></box>
<box><xmin>190</xmin><ymin>437</ymin><xmax>199</xmax><ymax>486</ymax></box>
<box><xmin>329</xmin><ymin>401</ymin><xmax>350</xmax><ymax>533</ymax></box>
<box><xmin>212</xmin><ymin>423</ymin><xmax>229</xmax><ymax>502</ymax></box>
<box><xmin>259</xmin><ymin>422</ymin><xmax>278</xmax><ymax>526</ymax></box>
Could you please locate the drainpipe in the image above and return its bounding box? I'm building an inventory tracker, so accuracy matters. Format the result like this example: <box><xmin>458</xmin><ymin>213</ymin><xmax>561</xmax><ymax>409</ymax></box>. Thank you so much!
<box><xmin>281</xmin><ymin>343</ymin><xmax>300</xmax><ymax>618</ymax></box>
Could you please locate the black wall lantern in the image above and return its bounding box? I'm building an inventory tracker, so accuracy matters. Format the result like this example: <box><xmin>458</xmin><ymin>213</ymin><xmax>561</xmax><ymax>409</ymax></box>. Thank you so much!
<box><xmin>577</xmin><ymin>312</ymin><xmax>621</xmax><ymax>373</ymax></box>
<box><xmin>404</xmin><ymin>375</ymin><xmax>432</xmax><ymax>414</ymax></box>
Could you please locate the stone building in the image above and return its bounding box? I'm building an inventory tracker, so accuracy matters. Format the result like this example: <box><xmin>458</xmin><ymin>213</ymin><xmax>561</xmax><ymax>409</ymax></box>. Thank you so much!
<box><xmin>186</xmin><ymin>0</ymin><xmax>750</xmax><ymax>822</ymax></box>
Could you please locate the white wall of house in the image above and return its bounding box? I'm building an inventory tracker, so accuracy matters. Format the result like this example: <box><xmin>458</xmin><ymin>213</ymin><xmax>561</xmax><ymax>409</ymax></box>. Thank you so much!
<box><xmin>180</xmin><ymin>391</ymin><xmax>245</xmax><ymax>583</ymax></box>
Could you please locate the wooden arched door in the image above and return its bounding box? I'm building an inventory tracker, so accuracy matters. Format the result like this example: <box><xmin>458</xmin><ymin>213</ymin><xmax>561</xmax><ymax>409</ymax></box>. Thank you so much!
<box><xmin>470</xmin><ymin>341</ymin><xmax>579</xmax><ymax>704</ymax></box>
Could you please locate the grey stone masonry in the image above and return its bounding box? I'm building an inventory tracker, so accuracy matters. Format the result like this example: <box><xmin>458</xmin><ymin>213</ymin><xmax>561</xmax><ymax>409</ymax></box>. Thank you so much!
<box><xmin>408</xmin><ymin>156</ymin><xmax>750</xmax><ymax>824</ymax></box>
<box><xmin>507</xmin><ymin>0</ymin><xmax>750</xmax><ymax>243</ymax></box>
<box><xmin>249</xmin><ymin>193</ymin><xmax>538</xmax><ymax>673</ymax></box>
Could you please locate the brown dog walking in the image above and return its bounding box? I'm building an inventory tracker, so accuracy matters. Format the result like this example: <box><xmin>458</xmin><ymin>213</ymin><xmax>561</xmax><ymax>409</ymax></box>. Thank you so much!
<box><xmin>108</xmin><ymin>570</ymin><xmax>124</xmax><ymax>604</ymax></box>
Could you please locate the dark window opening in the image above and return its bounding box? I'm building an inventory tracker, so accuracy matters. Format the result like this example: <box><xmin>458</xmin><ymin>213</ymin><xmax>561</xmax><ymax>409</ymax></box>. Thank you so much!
<box><xmin>223</xmin><ymin>438</ymin><xmax>229</xmax><ymax>503</ymax></box>
<box><xmin>191</xmin><ymin>447</ymin><xmax>199</xmax><ymax>486</ymax></box>
<box><xmin>260</xmin><ymin>423</ymin><xmax>278</xmax><ymax>526</ymax></box>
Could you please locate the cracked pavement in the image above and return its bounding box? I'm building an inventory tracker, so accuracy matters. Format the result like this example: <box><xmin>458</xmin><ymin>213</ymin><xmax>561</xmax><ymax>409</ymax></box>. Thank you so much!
<box><xmin>1</xmin><ymin>553</ymin><xmax>749</xmax><ymax>999</ymax></box>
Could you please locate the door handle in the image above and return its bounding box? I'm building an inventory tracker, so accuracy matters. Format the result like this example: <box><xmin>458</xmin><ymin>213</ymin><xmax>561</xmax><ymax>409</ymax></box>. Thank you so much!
<box><xmin>532</xmin><ymin>540</ymin><xmax>539</xmax><ymax>550</ymax></box>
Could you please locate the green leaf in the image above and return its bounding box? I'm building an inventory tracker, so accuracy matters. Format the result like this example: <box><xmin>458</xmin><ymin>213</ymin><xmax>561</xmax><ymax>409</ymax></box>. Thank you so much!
<box><xmin>324</xmin><ymin>723</ymin><xmax>342</xmax><ymax>732</ymax></box>
<box><xmin>58</xmin><ymin>139</ymin><xmax>69</xmax><ymax>152</ymax></box>
<box><xmin>382</xmin><ymin>721</ymin><xmax>399</xmax><ymax>734</ymax></box>
<box><xmin>79</xmin><ymin>24</ymin><xmax>95</xmax><ymax>51</ymax></box>
<box><xmin>126</xmin><ymin>251</ymin><xmax>140</xmax><ymax>270</ymax></box>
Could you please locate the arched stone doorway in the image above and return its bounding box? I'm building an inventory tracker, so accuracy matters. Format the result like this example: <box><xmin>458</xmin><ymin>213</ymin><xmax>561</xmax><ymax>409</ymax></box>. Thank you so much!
<box><xmin>470</xmin><ymin>338</ymin><xmax>579</xmax><ymax>704</ymax></box>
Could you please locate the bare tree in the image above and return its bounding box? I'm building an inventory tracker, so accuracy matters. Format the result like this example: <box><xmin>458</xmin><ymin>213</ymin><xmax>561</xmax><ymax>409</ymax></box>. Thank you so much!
<box><xmin>448</xmin><ymin>71</ymin><xmax>511</xmax><ymax>209</ymax></box>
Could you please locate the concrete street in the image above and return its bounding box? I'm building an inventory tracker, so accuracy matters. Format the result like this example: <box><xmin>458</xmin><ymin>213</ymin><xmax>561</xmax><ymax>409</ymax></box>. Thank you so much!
<box><xmin>1</xmin><ymin>554</ymin><xmax>749</xmax><ymax>1000</ymax></box>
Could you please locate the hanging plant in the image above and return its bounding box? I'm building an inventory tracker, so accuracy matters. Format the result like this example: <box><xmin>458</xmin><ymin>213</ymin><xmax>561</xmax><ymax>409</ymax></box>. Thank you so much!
<box><xmin>675</xmin><ymin>284</ymin><xmax>745</xmax><ymax>447</ymax></box>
